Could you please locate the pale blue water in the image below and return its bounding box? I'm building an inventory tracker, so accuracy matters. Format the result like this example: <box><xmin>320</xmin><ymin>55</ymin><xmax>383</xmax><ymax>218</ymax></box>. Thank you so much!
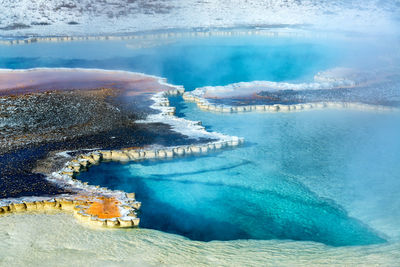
<box><xmin>2</xmin><ymin>36</ymin><xmax>400</xmax><ymax>248</ymax></box>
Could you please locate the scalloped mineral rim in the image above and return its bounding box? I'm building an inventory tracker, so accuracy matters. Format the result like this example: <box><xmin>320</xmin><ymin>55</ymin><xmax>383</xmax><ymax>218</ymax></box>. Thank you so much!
<box><xmin>183</xmin><ymin>92</ymin><xmax>399</xmax><ymax>113</ymax></box>
<box><xmin>0</xmin><ymin>139</ymin><xmax>245</xmax><ymax>228</ymax></box>
<box><xmin>182</xmin><ymin>69</ymin><xmax>400</xmax><ymax>114</ymax></box>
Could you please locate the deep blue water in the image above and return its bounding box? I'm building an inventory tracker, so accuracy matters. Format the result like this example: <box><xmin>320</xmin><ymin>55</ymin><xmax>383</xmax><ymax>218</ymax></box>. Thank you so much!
<box><xmin>2</xmin><ymin>36</ymin><xmax>399</xmax><ymax>247</ymax></box>
<box><xmin>79</xmin><ymin>96</ymin><xmax>400</xmax><ymax>246</ymax></box>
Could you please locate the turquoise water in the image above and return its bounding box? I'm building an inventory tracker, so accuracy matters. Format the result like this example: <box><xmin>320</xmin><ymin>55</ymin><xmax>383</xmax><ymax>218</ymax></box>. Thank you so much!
<box><xmin>2</xmin><ymin>35</ymin><xmax>400</xmax><ymax>249</ymax></box>
<box><xmin>0</xmin><ymin>36</ymin><xmax>339</xmax><ymax>90</ymax></box>
<box><xmin>79</xmin><ymin>99</ymin><xmax>400</xmax><ymax>246</ymax></box>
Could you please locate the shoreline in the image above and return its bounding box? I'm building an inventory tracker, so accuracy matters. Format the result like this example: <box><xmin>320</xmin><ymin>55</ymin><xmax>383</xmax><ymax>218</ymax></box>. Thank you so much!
<box><xmin>182</xmin><ymin>73</ymin><xmax>400</xmax><ymax>114</ymax></box>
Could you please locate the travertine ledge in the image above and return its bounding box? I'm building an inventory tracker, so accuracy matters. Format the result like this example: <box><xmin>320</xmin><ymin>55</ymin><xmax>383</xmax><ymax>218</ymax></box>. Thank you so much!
<box><xmin>183</xmin><ymin>92</ymin><xmax>400</xmax><ymax>113</ymax></box>
<box><xmin>0</xmin><ymin>195</ymin><xmax>140</xmax><ymax>228</ymax></box>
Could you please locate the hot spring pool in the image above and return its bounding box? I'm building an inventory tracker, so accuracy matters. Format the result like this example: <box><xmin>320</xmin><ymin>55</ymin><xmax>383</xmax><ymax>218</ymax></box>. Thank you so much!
<box><xmin>1</xmin><ymin>33</ymin><xmax>400</xmax><ymax>264</ymax></box>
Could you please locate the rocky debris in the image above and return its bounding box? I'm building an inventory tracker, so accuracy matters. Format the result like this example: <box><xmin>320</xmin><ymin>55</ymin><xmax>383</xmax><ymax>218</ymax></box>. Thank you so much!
<box><xmin>0</xmin><ymin>88</ymin><xmax>138</xmax><ymax>155</ymax></box>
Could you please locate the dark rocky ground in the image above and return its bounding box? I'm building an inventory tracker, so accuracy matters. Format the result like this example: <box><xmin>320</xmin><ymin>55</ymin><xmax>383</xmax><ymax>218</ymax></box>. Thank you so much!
<box><xmin>0</xmin><ymin>88</ymin><xmax>208</xmax><ymax>198</ymax></box>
